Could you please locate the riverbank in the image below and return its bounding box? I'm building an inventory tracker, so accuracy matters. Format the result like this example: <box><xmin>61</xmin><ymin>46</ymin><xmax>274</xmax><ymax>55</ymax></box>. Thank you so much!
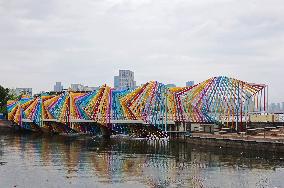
<box><xmin>186</xmin><ymin>133</ymin><xmax>284</xmax><ymax>153</ymax></box>
<box><xmin>0</xmin><ymin>120</ymin><xmax>12</xmax><ymax>129</ymax></box>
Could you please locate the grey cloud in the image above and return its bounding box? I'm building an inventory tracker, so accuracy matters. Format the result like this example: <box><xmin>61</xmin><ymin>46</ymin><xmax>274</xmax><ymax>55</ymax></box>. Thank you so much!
<box><xmin>0</xmin><ymin>0</ymin><xmax>283</xmax><ymax>102</ymax></box>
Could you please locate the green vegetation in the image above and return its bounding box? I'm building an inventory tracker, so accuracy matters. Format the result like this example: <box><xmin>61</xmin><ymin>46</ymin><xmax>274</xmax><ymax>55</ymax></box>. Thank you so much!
<box><xmin>0</xmin><ymin>85</ymin><xmax>16</xmax><ymax>114</ymax></box>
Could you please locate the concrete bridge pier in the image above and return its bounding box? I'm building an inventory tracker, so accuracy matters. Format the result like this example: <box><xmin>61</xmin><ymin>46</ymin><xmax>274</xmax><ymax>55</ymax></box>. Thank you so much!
<box><xmin>100</xmin><ymin>124</ymin><xmax>112</xmax><ymax>139</ymax></box>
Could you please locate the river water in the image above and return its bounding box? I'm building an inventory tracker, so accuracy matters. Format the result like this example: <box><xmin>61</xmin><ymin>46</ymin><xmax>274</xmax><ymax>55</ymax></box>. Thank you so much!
<box><xmin>0</xmin><ymin>130</ymin><xmax>284</xmax><ymax>188</ymax></box>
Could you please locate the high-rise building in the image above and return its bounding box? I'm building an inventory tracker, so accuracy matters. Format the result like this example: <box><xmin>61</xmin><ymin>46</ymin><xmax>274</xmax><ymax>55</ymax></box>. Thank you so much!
<box><xmin>54</xmin><ymin>82</ymin><xmax>63</xmax><ymax>92</ymax></box>
<box><xmin>114</xmin><ymin>70</ymin><xmax>136</xmax><ymax>90</ymax></box>
<box><xmin>186</xmin><ymin>81</ymin><xmax>194</xmax><ymax>87</ymax></box>
<box><xmin>14</xmin><ymin>88</ymin><xmax>32</xmax><ymax>96</ymax></box>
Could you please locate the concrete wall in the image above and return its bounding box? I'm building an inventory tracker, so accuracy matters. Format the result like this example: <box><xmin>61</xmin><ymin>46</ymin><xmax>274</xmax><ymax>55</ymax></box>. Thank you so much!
<box><xmin>186</xmin><ymin>136</ymin><xmax>284</xmax><ymax>153</ymax></box>
<box><xmin>250</xmin><ymin>114</ymin><xmax>278</xmax><ymax>123</ymax></box>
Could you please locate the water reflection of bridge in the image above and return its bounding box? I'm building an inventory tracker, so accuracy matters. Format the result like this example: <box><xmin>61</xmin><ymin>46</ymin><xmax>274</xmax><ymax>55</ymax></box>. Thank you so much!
<box><xmin>4</xmin><ymin>132</ymin><xmax>283</xmax><ymax>187</ymax></box>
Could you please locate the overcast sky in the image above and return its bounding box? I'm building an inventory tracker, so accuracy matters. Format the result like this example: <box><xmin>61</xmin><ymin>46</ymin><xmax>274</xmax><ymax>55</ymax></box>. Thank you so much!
<box><xmin>0</xmin><ymin>0</ymin><xmax>283</xmax><ymax>102</ymax></box>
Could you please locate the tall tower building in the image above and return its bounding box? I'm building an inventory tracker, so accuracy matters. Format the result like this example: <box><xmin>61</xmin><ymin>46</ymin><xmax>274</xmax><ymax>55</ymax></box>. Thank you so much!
<box><xmin>54</xmin><ymin>82</ymin><xmax>63</xmax><ymax>92</ymax></box>
<box><xmin>114</xmin><ymin>70</ymin><xmax>136</xmax><ymax>90</ymax></box>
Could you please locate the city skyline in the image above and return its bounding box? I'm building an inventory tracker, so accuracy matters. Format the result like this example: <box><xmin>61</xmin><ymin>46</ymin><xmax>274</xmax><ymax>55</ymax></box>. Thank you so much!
<box><xmin>0</xmin><ymin>0</ymin><xmax>284</xmax><ymax>102</ymax></box>
<box><xmin>6</xmin><ymin>73</ymin><xmax>284</xmax><ymax>104</ymax></box>
<box><xmin>11</xmin><ymin>78</ymin><xmax>284</xmax><ymax>111</ymax></box>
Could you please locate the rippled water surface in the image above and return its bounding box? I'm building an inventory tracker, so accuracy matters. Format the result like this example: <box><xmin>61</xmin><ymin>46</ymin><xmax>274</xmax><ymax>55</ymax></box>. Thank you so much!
<box><xmin>0</xmin><ymin>131</ymin><xmax>284</xmax><ymax>188</ymax></box>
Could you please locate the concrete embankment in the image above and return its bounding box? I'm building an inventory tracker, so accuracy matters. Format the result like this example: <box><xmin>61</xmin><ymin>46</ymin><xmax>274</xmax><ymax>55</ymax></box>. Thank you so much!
<box><xmin>0</xmin><ymin>119</ymin><xmax>12</xmax><ymax>125</ymax></box>
<box><xmin>0</xmin><ymin>120</ymin><xmax>13</xmax><ymax>133</ymax></box>
<box><xmin>0</xmin><ymin>119</ymin><xmax>12</xmax><ymax>130</ymax></box>
<box><xmin>186</xmin><ymin>135</ymin><xmax>284</xmax><ymax>153</ymax></box>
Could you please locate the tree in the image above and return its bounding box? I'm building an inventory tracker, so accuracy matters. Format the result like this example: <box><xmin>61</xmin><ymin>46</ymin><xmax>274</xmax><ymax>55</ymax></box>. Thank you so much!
<box><xmin>0</xmin><ymin>85</ymin><xmax>16</xmax><ymax>114</ymax></box>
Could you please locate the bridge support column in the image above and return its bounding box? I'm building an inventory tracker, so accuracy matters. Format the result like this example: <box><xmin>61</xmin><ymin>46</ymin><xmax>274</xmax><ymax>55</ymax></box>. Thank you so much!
<box><xmin>100</xmin><ymin>124</ymin><xmax>112</xmax><ymax>139</ymax></box>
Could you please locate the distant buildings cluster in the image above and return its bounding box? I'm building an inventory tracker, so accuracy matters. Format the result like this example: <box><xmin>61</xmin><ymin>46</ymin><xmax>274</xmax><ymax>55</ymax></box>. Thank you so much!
<box><xmin>55</xmin><ymin>70</ymin><xmax>138</xmax><ymax>93</ymax></box>
<box><xmin>165</xmin><ymin>81</ymin><xmax>194</xmax><ymax>88</ymax></box>
<box><xmin>70</xmin><ymin>84</ymin><xmax>99</xmax><ymax>92</ymax></box>
<box><xmin>7</xmin><ymin>72</ymin><xmax>284</xmax><ymax>115</ymax></box>
<box><xmin>9</xmin><ymin>88</ymin><xmax>33</xmax><ymax>97</ymax></box>
<box><xmin>113</xmin><ymin>70</ymin><xmax>194</xmax><ymax>90</ymax></box>
<box><xmin>53</xmin><ymin>82</ymin><xmax>99</xmax><ymax>92</ymax></box>
<box><xmin>10</xmin><ymin>69</ymin><xmax>196</xmax><ymax>96</ymax></box>
<box><xmin>269</xmin><ymin>102</ymin><xmax>284</xmax><ymax>112</ymax></box>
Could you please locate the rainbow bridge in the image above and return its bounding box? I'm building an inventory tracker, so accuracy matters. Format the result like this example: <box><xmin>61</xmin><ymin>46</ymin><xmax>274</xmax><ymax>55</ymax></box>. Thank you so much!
<box><xmin>7</xmin><ymin>76</ymin><xmax>267</xmax><ymax>138</ymax></box>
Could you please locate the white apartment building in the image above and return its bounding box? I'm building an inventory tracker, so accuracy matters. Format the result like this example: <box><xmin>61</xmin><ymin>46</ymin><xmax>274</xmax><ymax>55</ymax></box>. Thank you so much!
<box><xmin>54</xmin><ymin>82</ymin><xmax>63</xmax><ymax>92</ymax></box>
<box><xmin>114</xmin><ymin>70</ymin><xmax>136</xmax><ymax>90</ymax></box>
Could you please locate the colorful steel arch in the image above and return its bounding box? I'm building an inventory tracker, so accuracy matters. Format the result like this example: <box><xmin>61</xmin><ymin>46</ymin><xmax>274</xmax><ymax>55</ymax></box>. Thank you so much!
<box><xmin>7</xmin><ymin>76</ymin><xmax>267</xmax><ymax>134</ymax></box>
<box><xmin>174</xmin><ymin>76</ymin><xmax>266</xmax><ymax>131</ymax></box>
